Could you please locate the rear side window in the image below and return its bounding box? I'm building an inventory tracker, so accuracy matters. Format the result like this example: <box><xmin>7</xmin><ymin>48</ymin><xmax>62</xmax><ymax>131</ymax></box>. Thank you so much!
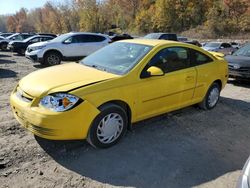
<box><xmin>159</xmin><ymin>34</ymin><xmax>177</xmax><ymax>41</ymax></box>
<box><xmin>41</xmin><ymin>37</ymin><xmax>51</xmax><ymax>41</ymax></box>
<box><xmin>148</xmin><ymin>47</ymin><xmax>190</xmax><ymax>73</ymax></box>
<box><xmin>221</xmin><ymin>43</ymin><xmax>231</xmax><ymax>48</ymax></box>
<box><xmin>79</xmin><ymin>34</ymin><xmax>106</xmax><ymax>43</ymax></box>
<box><xmin>30</xmin><ymin>37</ymin><xmax>40</xmax><ymax>43</ymax></box>
<box><xmin>191</xmin><ymin>49</ymin><xmax>213</xmax><ymax>66</ymax></box>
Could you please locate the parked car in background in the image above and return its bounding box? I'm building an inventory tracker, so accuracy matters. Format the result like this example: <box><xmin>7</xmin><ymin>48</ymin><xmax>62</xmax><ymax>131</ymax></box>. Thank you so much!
<box><xmin>177</xmin><ymin>36</ymin><xmax>188</xmax><ymax>42</ymax></box>
<box><xmin>8</xmin><ymin>35</ymin><xmax>55</xmax><ymax>55</ymax></box>
<box><xmin>0</xmin><ymin>32</ymin><xmax>14</xmax><ymax>38</ymax></box>
<box><xmin>0</xmin><ymin>36</ymin><xmax>5</xmax><ymax>41</ymax></box>
<box><xmin>201</xmin><ymin>42</ymin><xmax>207</xmax><ymax>47</ymax></box>
<box><xmin>25</xmin><ymin>32</ymin><xmax>111</xmax><ymax>66</ymax></box>
<box><xmin>0</xmin><ymin>33</ymin><xmax>34</xmax><ymax>50</ymax></box>
<box><xmin>144</xmin><ymin>33</ymin><xmax>178</xmax><ymax>41</ymax></box>
<box><xmin>225</xmin><ymin>43</ymin><xmax>250</xmax><ymax>80</ymax></box>
<box><xmin>237</xmin><ymin>156</ymin><xmax>250</xmax><ymax>188</ymax></box>
<box><xmin>110</xmin><ymin>33</ymin><xmax>133</xmax><ymax>42</ymax></box>
<box><xmin>230</xmin><ymin>42</ymin><xmax>240</xmax><ymax>49</ymax></box>
<box><xmin>185</xmin><ymin>40</ymin><xmax>202</xmax><ymax>47</ymax></box>
<box><xmin>11</xmin><ymin>39</ymin><xmax>228</xmax><ymax>148</ymax></box>
<box><xmin>202</xmin><ymin>42</ymin><xmax>235</xmax><ymax>55</ymax></box>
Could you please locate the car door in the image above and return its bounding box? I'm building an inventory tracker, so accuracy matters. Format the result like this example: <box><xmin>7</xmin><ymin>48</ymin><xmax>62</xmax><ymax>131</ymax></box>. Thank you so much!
<box><xmin>190</xmin><ymin>49</ymin><xmax>217</xmax><ymax>102</ymax></box>
<box><xmin>78</xmin><ymin>34</ymin><xmax>108</xmax><ymax>56</ymax></box>
<box><xmin>61</xmin><ymin>35</ymin><xmax>83</xmax><ymax>57</ymax></box>
<box><xmin>135</xmin><ymin>46</ymin><xmax>197</xmax><ymax>120</ymax></box>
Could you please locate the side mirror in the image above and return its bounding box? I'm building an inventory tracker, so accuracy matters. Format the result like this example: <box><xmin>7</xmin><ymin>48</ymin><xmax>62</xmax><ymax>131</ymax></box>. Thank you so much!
<box><xmin>63</xmin><ymin>40</ymin><xmax>71</xmax><ymax>44</ymax></box>
<box><xmin>141</xmin><ymin>66</ymin><xmax>164</xmax><ymax>78</ymax></box>
<box><xmin>219</xmin><ymin>46</ymin><xmax>224</xmax><ymax>49</ymax></box>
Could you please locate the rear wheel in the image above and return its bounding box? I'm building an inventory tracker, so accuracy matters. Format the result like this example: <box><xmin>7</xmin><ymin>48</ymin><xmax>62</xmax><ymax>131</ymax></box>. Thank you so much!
<box><xmin>87</xmin><ymin>104</ymin><xmax>128</xmax><ymax>148</ymax></box>
<box><xmin>44</xmin><ymin>51</ymin><xmax>61</xmax><ymax>66</ymax></box>
<box><xmin>199</xmin><ymin>82</ymin><xmax>221</xmax><ymax>110</ymax></box>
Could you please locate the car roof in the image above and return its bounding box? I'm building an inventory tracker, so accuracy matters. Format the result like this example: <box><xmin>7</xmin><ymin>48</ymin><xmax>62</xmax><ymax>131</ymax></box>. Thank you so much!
<box><xmin>118</xmin><ymin>39</ymin><xmax>184</xmax><ymax>47</ymax></box>
<box><xmin>69</xmin><ymin>32</ymin><xmax>108</xmax><ymax>37</ymax></box>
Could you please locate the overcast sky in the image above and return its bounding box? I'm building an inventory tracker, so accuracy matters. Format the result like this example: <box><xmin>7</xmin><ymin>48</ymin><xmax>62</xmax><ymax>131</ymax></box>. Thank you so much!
<box><xmin>0</xmin><ymin>0</ymin><xmax>61</xmax><ymax>15</ymax></box>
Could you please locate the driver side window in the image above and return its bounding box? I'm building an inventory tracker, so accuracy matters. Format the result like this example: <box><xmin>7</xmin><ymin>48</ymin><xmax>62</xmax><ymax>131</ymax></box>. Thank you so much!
<box><xmin>148</xmin><ymin>47</ymin><xmax>190</xmax><ymax>73</ymax></box>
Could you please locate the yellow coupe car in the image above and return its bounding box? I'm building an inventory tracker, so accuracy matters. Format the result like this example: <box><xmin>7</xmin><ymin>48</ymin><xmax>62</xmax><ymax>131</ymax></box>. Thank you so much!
<box><xmin>10</xmin><ymin>39</ymin><xmax>228</xmax><ymax>148</ymax></box>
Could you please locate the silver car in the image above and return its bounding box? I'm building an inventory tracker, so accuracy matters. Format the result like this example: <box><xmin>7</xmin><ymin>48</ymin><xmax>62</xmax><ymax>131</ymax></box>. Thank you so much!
<box><xmin>202</xmin><ymin>42</ymin><xmax>235</xmax><ymax>55</ymax></box>
<box><xmin>237</xmin><ymin>156</ymin><xmax>250</xmax><ymax>188</ymax></box>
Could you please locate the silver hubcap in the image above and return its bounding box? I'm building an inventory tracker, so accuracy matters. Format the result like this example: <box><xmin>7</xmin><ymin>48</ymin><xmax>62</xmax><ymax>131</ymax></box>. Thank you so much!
<box><xmin>97</xmin><ymin>113</ymin><xmax>124</xmax><ymax>144</ymax></box>
<box><xmin>47</xmin><ymin>54</ymin><xmax>60</xmax><ymax>65</ymax></box>
<box><xmin>208</xmin><ymin>87</ymin><xmax>219</xmax><ymax>107</ymax></box>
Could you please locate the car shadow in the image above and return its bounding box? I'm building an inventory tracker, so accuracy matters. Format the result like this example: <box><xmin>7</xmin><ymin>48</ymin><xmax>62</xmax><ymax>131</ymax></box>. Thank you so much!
<box><xmin>36</xmin><ymin>96</ymin><xmax>250</xmax><ymax>188</ymax></box>
<box><xmin>0</xmin><ymin>68</ymin><xmax>17</xmax><ymax>78</ymax></box>
<box><xmin>13</xmin><ymin>53</ymin><xmax>24</xmax><ymax>57</ymax></box>
<box><xmin>0</xmin><ymin>54</ymin><xmax>11</xmax><ymax>58</ymax></box>
<box><xmin>0</xmin><ymin>58</ymin><xmax>16</xmax><ymax>64</ymax></box>
<box><xmin>33</xmin><ymin>64</ymin><xmax>48</xmax><ymax>69</ymax></box>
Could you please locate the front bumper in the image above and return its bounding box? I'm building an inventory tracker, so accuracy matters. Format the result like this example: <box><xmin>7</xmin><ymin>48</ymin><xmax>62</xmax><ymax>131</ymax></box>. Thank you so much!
<box><xmin>10</xmin><ymin>87</ymin><xmax>100</xmax><ymax>140</ymax></box>
<box><xmin>25</xmin><ymin>50</ymin><xmax>44</xmax><ymax>63</ymax></box>
<box><xmin>237</xmin><ymin>157</ymin><xmax>250</xmax><ymax>188</ymax></box>
<box><xmin>229</xmin><ymin>70</ymin><xmax>250</xmax><ymax>79</ymax></box>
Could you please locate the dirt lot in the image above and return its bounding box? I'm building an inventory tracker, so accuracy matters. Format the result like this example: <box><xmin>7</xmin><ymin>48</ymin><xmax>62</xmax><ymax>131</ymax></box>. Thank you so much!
<box><xmin>0</xmin><ymin>51</ymin><xmax>250</xmax><ymax>188</ymax></box>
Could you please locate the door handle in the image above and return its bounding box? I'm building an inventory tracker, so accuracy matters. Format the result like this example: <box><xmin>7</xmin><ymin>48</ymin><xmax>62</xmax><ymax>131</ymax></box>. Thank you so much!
<box><xmin>186</xmin><ymin>76</ymin><xmax>194</xmax><ymax>81</ymax></box>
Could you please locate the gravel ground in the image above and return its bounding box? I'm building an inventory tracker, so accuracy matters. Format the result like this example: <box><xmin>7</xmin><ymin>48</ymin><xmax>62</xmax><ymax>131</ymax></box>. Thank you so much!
<box><xmin>0</xmin><ymin>51</ymin><xmax>250</xmax><ymax>188</ymax></box>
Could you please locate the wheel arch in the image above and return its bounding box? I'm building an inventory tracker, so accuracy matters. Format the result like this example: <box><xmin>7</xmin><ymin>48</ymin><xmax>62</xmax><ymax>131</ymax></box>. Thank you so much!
<box><xmin>98</xmin><ymin>100</ymin><xmax>132</xmax><ymax>130</ymax></box>
<box><xmin>44</xmin><ymin>49</ymin><xmax>63</xmax><ymax>58</ymax></box>
<box><xmin>213</xmin><ymin>79</ymin><xmax>222</xmax><ymax>91</ymax></box>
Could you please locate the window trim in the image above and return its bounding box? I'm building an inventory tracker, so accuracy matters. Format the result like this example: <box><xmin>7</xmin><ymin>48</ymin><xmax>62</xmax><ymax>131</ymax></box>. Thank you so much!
<box><xmin>140</xmin><ymin>46</ymin><xmax>192</xmax><ymax>78</ymax></box>
<box><xmin>190</xmin><ymin>49</ymin><xmax>214</xmax><ymax>66</ymax></box>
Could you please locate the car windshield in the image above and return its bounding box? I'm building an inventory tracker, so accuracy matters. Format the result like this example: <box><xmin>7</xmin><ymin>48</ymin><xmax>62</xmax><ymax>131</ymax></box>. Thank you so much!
<box><xmin>6</xmin><ymin>33</ymin><xmax>18</xmax><ymax>39</ymax></box>
<box><xmin>144</xmin><ymin>33</ymin><xmax>161</xmax><ymax>39</ymax></box>
<box><xmin>50</xmin><ymin>33</ymin><xmax>73</xmax><ymax>42</ymax></box>
<box><xmin>80</xmin><ymin>42</ymin><xmax>152</xmax><ymax>75</ymax></box>
<box><xmin>233</xmin><ymin>44</ymin><xmax>250</xmax><ymax>57</ymax></box>
<box><xmin>205</xmin><ymin>42</ymin><xmax>221</xmax><ymax>48</ymax></box>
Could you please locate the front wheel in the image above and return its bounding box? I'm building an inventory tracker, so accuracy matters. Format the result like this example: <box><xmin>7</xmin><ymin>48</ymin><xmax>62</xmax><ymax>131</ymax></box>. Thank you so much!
<box><xmin>44</xmin><ymin>52</ymin><xmax>61</xmax><ymax>66</ymax></box>
<box><xmin>199</xmin><ymin>82</ymin><xmax>221</xmax><ymax>110</ymax></box>
<box><xmin>87</xmin><ymin>104</ymin><xmax>128</xmax><ymax>148</ymax></box>
<box><xmin>0</xmin><ymin>43</ymin><xmax>7</xmax><ymax>51</ymax></box>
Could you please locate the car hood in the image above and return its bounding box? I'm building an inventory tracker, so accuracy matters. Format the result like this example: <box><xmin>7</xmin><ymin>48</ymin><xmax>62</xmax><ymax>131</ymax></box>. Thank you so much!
<box><xmin>225</xmin><ymin>55</ymin><xmax>250</xmax><ymax>67</ymax></box>
<box><xmin>19</xmin><ymin>63</ymin><xmax>119</xmax><ymax>97</ymax></box>
<box><xmin>28</xmin><ymin>41</ymin><xmax>48</xmax><ymax>47</ymax></box>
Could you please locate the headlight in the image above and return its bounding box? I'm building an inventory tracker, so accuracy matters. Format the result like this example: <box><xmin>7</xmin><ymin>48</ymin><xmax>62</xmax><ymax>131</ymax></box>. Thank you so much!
<box><xmin>39</xmin><ymin>93</ymin><xmax>81</xmax><ymax>112</ymax></box>
<box><xmin>32</xmin><ymin>45</ymin><xmax>46</xmax><ymax>51</ymax></box>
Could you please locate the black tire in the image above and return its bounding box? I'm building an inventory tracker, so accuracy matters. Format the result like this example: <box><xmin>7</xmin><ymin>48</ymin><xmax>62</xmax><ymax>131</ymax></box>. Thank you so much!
<box><xmin>0</xmin><ymin>43</ymin><xmax>7</xmax><ymax>51</ymax></box>
<box><xmin>199</xmin><ymin>82</ymin><xmax>221</xmax><ymax>110</ymax></box>
<box><xmin>17</xmin><ymin>49</ymin><xmax>25</xmax><ymax>56</ymax></box>
<box><xmin>87</xmin><ymin>104</ymin><xmax>128</xmax><ymax>148</ymax></box>
<box><xmin>44</xmin><ymin>51</ymin><xmax>61</xmax><ymax>66</ymax></box>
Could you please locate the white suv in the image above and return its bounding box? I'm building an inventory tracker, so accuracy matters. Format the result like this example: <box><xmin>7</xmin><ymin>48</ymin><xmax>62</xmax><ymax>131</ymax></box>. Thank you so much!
<box><xmin>25</xmin><ymin>32</ymin><xmax>111</xmax><ymax>66</ymax></box>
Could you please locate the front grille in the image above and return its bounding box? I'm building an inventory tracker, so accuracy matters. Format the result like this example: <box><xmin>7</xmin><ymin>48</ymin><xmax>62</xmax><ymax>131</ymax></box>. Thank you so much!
<box><xmin>229</xmin><ymin>65</ymin><xmax>250</xmax><ymax>73</ymax></box>
<box><xmin>16</xmin><ymin>87</ymin><xmax>33</xmax><ymax>103</ymax></box>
